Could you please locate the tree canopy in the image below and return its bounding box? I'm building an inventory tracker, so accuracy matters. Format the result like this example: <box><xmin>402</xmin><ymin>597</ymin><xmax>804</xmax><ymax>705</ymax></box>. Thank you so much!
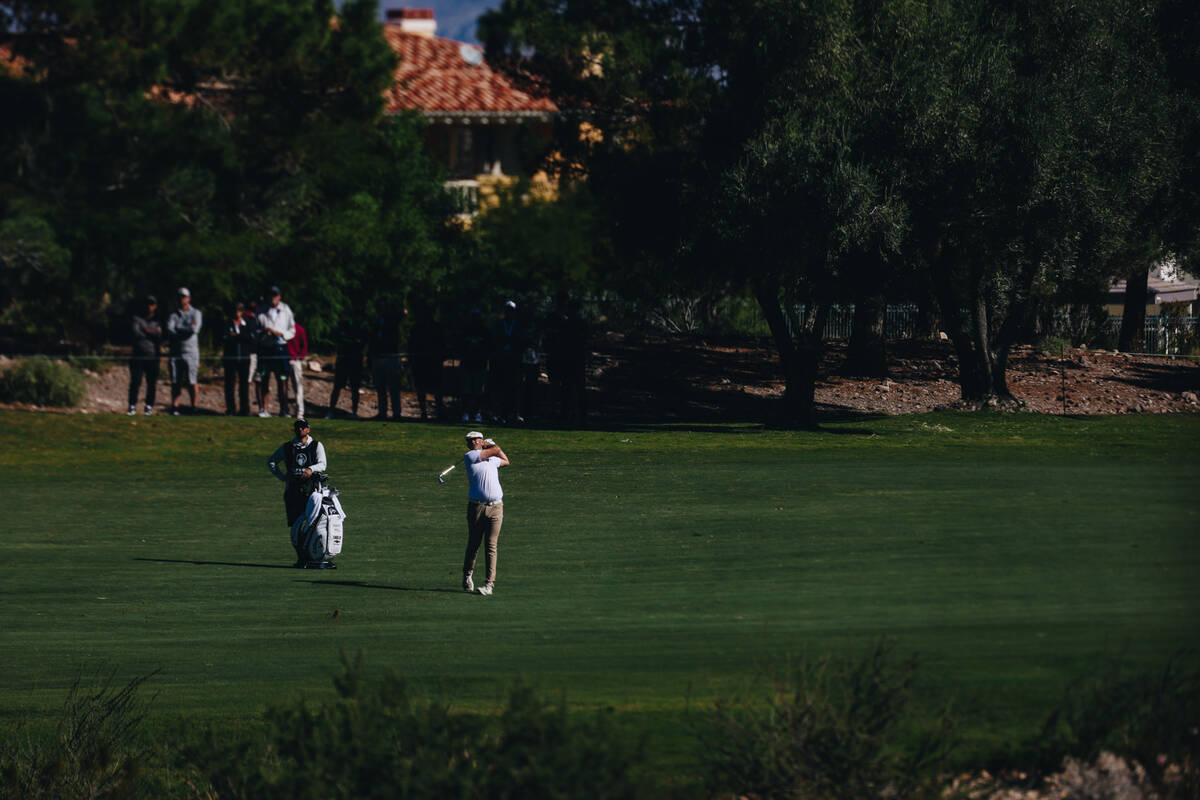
<box><xmin>0</xmin><ymin>0</ymin><xmax>453</xmax><ymax>346</ymax></box>
<box><xmin>481</xmin><ymin>0</ymin><xmax>1199</xmax><ymax>423</ymax></box>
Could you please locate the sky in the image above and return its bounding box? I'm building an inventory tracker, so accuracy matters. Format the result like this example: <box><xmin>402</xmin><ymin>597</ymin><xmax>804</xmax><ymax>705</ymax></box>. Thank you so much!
<box><xmin>379</xmin><ymin>1</ymin><xmax>499</xmax><ymax>44</ymax></box>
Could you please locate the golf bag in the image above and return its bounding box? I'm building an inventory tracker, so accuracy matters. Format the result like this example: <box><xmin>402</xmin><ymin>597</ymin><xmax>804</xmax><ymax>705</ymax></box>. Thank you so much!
<box><xmin>289</xmin><ymin>472</ymin><xmax>347</xmax><ymax>568</ymax></box>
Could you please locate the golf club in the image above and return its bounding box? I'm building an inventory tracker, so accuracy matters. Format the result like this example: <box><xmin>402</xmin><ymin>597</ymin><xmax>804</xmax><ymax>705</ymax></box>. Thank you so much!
<box><xmin>436</xmin><ymin>464</ymin><xmax>456</xmax><ymax>484</ymax></box>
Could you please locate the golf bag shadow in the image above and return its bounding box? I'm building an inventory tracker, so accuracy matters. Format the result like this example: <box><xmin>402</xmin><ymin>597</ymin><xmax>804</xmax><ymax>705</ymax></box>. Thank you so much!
<box><xmin>289</xmin><ymin>472</ymin><xmax>347</xmax><ymax>569</ymax></box>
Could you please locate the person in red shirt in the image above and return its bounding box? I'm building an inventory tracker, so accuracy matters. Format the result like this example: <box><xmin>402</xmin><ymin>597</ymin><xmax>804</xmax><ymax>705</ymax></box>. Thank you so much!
<box><xmin>288</xmin><ymin>321</ymin><xmax>309</xmax><ymax>418</ymax></box>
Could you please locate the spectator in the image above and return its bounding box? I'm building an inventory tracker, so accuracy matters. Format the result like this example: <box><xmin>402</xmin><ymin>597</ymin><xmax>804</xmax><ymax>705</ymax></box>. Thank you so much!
<box><xmin>327</xmin><ymin>310</ymin><xmax>369</xmax><ymax>418</ymax></box>
<box><xmin>166</xmin><ymin>287</ymin><xmax>202</xmax><ymax>415</ymax></box>
<box><xmin>369</xmin><ymin>302</ymin><xmax>403</xmax><ymax>420</ymax></box>
<box><xmin>246</xmin><ymin>297</ymin><xmax>263</xmax><ymax>411</ymax></box>
<box><xmin>222</xmin><ymin>301</ymin><xmax>258</xmax><ymax>416</ymax></box>
<box><xmin>128</xmin><ymin>295</ymin><xmax>161</xmax><ymax>416</ymax></box>
<box><xmin>489</xmin><ymin>300</ymin><xmax>524</xmax><ymax>422</ymax></box>
<box><xmin>257</xmin><ymin>285</ymin><xmax>295</xmax><ymax>418</ymax></box>
<box><xmin>458</xmin><ymin>307</ymin><xmax>490</xmax><ymax>423</ymax></box>
<box><xmin>288</xmin><ymin>321</ymin><xmax>309</xmax><ymax>419</ymax></box>
<box><xmin>408</xmin><ymin>303</ymin><xmax>446</xmax><ymax>421</ymax></box>
<box><xmin>544</xmin><ymin>291</ymin><xmax>588</xmax><ymax>425</ymax></box>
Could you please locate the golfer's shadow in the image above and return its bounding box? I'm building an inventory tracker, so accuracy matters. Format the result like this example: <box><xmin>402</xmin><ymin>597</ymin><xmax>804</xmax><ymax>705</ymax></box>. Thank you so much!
<box><xmin>301</xmin><ymin>580</ymin><xmax>460</xmax><ymax>594</ymax></box>
<box><xmin>135</xmin><ymin>557</ymin><xmax>296</xmax><ymax>570</ymax></box>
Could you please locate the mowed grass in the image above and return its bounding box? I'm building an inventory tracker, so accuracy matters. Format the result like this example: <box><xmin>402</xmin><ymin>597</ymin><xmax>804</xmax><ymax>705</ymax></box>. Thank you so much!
<box><xmin>1</xmin><ymin>408</ymin><xmax>1197</xmax><ymax>771</ymax></box>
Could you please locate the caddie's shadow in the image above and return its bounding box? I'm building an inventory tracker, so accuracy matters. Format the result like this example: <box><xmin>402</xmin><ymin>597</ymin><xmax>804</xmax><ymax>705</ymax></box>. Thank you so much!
<box><xmin>301</xmin><ymin>580</ymin><xmax>460</xmax><ymax>594</ymax></box>
<box><xmin>135</xmin><ymin>557</ymin><xmax>297</xmax><ymax>570</ymax></box>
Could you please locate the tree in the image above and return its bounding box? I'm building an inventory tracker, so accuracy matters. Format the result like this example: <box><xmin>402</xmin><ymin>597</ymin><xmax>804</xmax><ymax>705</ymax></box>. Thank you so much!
<box><xmin>483</xmin><ymin>0</ymin><xmax>917</xmax><ymax>425</ymax></box>
<box><xmin>0</xmin><ymin>0</ymin><xmax>452</xmax><ymax>347</ymax></box>
<box><xmin>894</xmin><ymin>0</ymin><xmax>1188</xmax><ymax>399</ymax></box>
<box><xmin>482</xmin><ymin>0</ymin><xmax>1193</xmax><ymax>419</ymax></box>
<box><xmin>464</xmin><ymin>180</ymin><xmax>607</xmax><ymax>306</ymax></box>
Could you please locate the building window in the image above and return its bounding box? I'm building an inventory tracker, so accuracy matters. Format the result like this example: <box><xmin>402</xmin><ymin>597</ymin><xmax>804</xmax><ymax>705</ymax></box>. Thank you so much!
<box><xmin>452</xmin><ymin>127</ymin><xmax>474</xmax><ymax>179</ymax></box>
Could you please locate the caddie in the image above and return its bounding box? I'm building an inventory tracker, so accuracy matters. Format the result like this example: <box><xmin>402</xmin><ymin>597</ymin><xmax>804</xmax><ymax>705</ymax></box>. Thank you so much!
<box><xmin>460</xmin><ymin>431</ymin><xmax>509</xmax><ymax>596</ymax></box>
<box><xmin>267</xmin><ymin>419</ymin><xmax>327</xmax><ymax>560</ymax></box>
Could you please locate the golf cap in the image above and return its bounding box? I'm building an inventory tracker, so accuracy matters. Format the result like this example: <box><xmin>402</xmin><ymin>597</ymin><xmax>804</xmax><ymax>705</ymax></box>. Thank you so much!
<box><xmin>146</xmin><ymin>294</ymin><xmax>157</xmax><ymax>305</ymax></box>
<box><xmin>465</xmin><ymin>431</ymin><xmax>484</xmax><ymax>440</ymax></box>
<box><xmin>269</xmin><ymin>285</ymin><xmax>282</xmax><ymax>296</ymax></box>
<box><xmin>294</xmin><ymin>418</ymin><xmax>310</xmax><ymax>433</ymax></box>
<box><xmin>504</xmin><ymin>300</ymin><xmax>517</xmax><ymax>309</ymax></box>
<box><xmin>177</xmin><ymin>287</ymin><xmax>190</xmax><ymax>297</ymax></box>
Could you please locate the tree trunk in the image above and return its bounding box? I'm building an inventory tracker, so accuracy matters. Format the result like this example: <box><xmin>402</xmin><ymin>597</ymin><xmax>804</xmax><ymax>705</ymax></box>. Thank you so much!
<box><xmin>1118</xmin><ymin>265</ymin><xmax>1148</xmax><ymax>353</ymax></box>
<box><xmin>930</xmin><ymin>257</ymin><xmax>1021</xmax><ymax>408</ymax></box>
<box><xmin>845</xmin><ymin>293</ymin><xmax>888</xmax><ymax>377</ymax></box>
<box><xmin>915</xmin><ymin>280</ymin><xmax>940</xmax><ymax>340</ymax></box>
<box><xmin>754</xmin><ymin>278</ymin><xmax>822</xmax><ymax>428</ymax></box>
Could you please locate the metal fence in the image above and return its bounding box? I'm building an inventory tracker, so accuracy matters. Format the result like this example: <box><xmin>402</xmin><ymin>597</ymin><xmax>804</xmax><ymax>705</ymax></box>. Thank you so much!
<box><xmin>821</xmin><ymin>304</ymin><xmax>922</xmax><ymax>340</ymax></box>
<box><xmin>1106</xmin><ymin>316</ymin><xmax>1197</xmax><ymax>355</ymax></box>
<box><xmin>747</xmin><ymin>303</ymin><xmax>923</xmax><ymax>341</ymax></box>
<box><xmin>733</xmin><ymin>302</ymin><xmax>1195</xmax><ymax>354</ymax></box>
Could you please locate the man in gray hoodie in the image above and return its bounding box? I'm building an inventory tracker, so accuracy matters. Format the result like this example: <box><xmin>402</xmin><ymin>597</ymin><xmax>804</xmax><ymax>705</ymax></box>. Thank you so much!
<box><xmin>167</xmin><ymin>287</ymin><xmax>203</xmax><ymax>415</ymax></box>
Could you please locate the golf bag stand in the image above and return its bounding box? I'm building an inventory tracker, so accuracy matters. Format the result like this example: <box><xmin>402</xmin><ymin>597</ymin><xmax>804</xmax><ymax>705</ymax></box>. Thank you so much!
<box><xmin>289</xmin><ymin>472</ymin><xmax>347</xmax><ymax>569</ymax></box>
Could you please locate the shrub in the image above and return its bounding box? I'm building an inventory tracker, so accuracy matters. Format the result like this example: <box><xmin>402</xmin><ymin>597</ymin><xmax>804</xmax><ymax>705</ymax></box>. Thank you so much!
<box><xmin>180</xmin><ymin>653</ymin><xmax>648</xmax><ymax>800</ymax></box>
<box><xmin>695</xmin><ymin>643</ymin><xmax>957</xmax><ymax>800</ymax></box>
<box><xmin>0</xmin><ymin>358</ymin><xmax>86</xmax><ymax>407</ymax></box>
<box><xmin>1034</xmin><ymin>336</ymin><xmax>1072</xmax><ymax>357</ymax></box>
<box><xmin>0</xmin><ymin>670</ymin><xmax>155</xmax><ymax>800</ymax></box>
<box><xmin>64</xmin><ymin>354</ymin><xmax>114</xmax><ymax>373</ymax></box>
<box><xmin>1023</xmin><ymin>653</ymin><xmax>1200</xmax><ymax>798</ymax></box>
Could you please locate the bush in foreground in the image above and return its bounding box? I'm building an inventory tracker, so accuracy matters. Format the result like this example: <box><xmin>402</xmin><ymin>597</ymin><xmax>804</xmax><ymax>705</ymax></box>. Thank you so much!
<box><xmin>0</xmin><ymin>359</ymin><xmax>86</xmax><ymax>407</ymax></box>
<box><xmin>0</xmin><ymin>670</ymin><xmax>154</xmax><ymax>800</ymax></box>
<box><xmin>695</xmin><ymin>643</ymin><xmax>957</xmax><ymax>800</ymax></box>
<box><xmin>179</xmin><ymin>653</ymin><xmax>647</xmax><ymax>800</ymax></box>
<box><xmin>6</xmin><ymin>651</ymin><xmax>1197</xmax><ymax>799</ymax></box>
<box><xmin>1020</xmin><ymin>652</ymin><xmax>1200</xmax><ymax>798</ymax></box>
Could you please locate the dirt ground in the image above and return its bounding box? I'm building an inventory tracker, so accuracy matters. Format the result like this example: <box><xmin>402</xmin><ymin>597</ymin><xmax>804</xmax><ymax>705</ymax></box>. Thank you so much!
<box><xmin>591</xmin><ymin>333</ymin><xmax>1200</xmax><ymax>421</ymax></box>
<box><xmin>2</xmin><ymin>334</ymin><xmax>1198</xmax><ymax>421</ymax></box>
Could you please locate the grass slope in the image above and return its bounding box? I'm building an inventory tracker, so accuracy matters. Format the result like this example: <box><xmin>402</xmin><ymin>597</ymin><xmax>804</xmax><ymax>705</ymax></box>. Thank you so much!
<box><xmin>1</xmin><ymin>410</ymin><xmax>1197</xmax><ymax>771</ymax></box>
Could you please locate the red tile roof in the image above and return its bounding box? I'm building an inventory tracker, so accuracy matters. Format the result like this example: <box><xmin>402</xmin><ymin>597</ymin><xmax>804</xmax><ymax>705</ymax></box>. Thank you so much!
<box><xmin>383</xmin><ymin>26</ymin><xmax>556</xmax><ymax>118</ymax></box>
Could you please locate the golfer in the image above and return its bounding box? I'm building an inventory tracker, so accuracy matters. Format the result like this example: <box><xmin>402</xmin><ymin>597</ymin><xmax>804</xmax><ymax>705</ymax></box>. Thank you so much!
<box><xmin>461</xmin><ymin>431</ymin><xmax>509</xmax><ymax>596</ymax></box>
<box><xmin>267</xmin><ymin>419</ymin><xmax>327</xmax><ymax>561</ymax></box>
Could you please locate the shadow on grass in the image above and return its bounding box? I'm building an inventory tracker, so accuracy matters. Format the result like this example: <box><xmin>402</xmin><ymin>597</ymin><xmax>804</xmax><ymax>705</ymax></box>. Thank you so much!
<box><xmin>301</xmin><ymin>579</ymin><xmax>461</xmax><ymax>594</ymax></box>
<box><xmin>592</xmin><ymin>407</ymin><xmax>885</xmax><ymax>435</ymax></box>
<box><xmin>135</xmin><ymin>557</ymin><xmax>295</xmax><ymax>570</ymax></box>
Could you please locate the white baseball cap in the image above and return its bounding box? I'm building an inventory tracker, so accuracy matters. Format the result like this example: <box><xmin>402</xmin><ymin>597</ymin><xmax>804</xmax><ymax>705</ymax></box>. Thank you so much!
<box><xmin>504</xmin><ymin>300</ymin><xmax>516</xmax><ymax>309</ymax></box>
<box><xmin>177</xmin><ymin>287</ymin><xmax>190</xmax><ymax>297</ymax></box>
<box><xmin>465</xmin><ymin>431</ymin><xmax>484</xmax><ymax>440</ymax></box>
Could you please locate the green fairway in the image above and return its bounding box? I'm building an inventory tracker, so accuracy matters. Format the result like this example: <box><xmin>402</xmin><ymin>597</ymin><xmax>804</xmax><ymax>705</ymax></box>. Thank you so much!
<box><xmin>1</xmin><ymin>409</ymin><xmax>1197</xmax><ymax>771</ymax></box>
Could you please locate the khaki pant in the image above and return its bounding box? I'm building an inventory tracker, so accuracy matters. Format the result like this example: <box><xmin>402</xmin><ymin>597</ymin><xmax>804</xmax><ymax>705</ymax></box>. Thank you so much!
<box><xmin>289</xmin><ymin>359</ymin><xmax>305</xmax><ymax>417</ymax></box>
<box><xmin>463</xmin><ymin>501</ymin><xmax>503</xmax><ymax>585</ymax></box>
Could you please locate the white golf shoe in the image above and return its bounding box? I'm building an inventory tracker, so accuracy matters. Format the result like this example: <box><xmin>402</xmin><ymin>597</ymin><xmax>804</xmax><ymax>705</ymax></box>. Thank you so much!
<box><xmin>477</xmin><ymin>583</ymin><xmax>493</xmax><ymax>596</ymax></box>
<box><xmin>462</xmin><ymin>574</ymin><xmax>474</xmax><ymax>593</ymax></box>
<box><xmin>126</xmin><ymin>406</ymin><xmax>137</xmax><ymax>416</ymax></box>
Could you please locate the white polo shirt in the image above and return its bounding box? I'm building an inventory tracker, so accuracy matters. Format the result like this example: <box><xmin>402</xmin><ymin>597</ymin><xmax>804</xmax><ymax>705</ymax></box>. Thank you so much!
<box><xmin>464</xmin><ymin>449</ymin><xmax>503</xmax><ymax>503</ymax></box>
